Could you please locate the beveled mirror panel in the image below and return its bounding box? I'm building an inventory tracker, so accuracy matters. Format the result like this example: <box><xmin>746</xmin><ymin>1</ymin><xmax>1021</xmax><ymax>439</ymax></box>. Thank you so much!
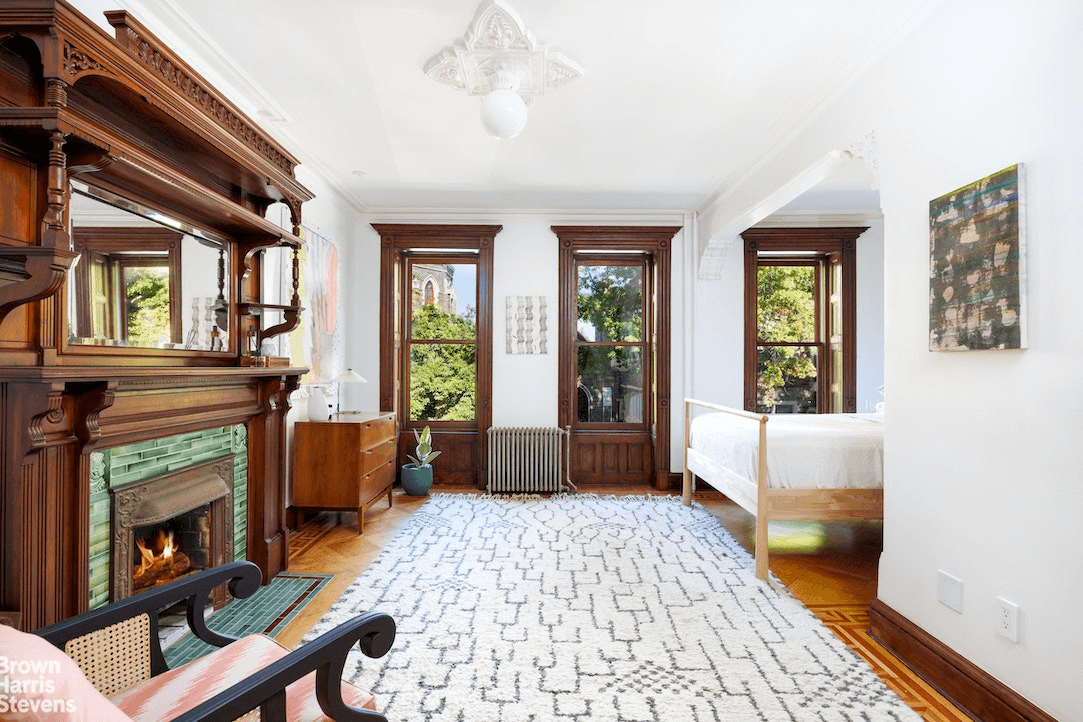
<box><xmin>68</xmin><ymin>183</ymin><xmax>230</xmax><ymax>351</ymax></box>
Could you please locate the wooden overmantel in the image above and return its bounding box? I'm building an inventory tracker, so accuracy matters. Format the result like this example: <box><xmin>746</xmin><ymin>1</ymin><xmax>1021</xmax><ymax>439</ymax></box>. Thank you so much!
<box><xmin>0</xmin><ymin>2</ymin><xmax>315</xmax><ymax>630</ymax></box>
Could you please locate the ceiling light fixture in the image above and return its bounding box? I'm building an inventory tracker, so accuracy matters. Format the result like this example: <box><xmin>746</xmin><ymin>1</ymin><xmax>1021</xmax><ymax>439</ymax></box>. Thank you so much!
<box><xmin>424</xmin><ymin>0</ymin><xmax>583</xmax><ymax>139</ymax></box>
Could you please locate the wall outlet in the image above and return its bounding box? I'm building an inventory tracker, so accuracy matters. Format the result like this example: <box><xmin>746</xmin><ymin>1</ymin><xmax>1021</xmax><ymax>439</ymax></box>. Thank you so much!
<box><xmin>937</xmin><ymin>570</ymin><xmax>964</xmax><ymax>614</ymax></box>
<box><xmin>997</xmin><ymin>597</ymin><xmax>1020</xmax><ymax>643</ymax></box>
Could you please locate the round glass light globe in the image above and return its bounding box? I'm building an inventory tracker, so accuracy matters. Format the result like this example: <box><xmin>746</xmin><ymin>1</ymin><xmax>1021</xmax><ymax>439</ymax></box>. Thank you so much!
<box><xmin>480</xmin><ymin>88</ymin><xmax>527</xmax><ymax>139</ymax></box>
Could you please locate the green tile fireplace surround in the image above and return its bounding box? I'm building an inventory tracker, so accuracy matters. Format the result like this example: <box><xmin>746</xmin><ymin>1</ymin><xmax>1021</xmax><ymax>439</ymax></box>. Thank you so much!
<box><xmin>88</xmin><ymin>425</ymin><xmax>249</xmax><ymax>610</ymax></box>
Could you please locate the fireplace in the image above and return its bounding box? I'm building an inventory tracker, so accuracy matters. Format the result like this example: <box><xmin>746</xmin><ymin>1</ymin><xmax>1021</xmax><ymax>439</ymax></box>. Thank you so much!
<box><xmin>109</xmin><ymin>456</ymin><xmax>234</xmax><ymax>602</ymax></box>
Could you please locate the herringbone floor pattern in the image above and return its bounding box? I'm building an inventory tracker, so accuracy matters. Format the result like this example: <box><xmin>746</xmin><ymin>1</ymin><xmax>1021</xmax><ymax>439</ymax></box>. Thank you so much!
<box><xmin>279</xmin><ymin>485</ymin><xmax>972</xmax><ymax>721</ymax></box>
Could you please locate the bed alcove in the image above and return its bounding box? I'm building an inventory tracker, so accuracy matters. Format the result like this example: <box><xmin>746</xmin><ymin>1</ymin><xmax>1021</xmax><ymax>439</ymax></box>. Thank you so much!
<box><xmin>688</xmin><ymin>146</ymin><xmax>885</xmax><ymax>578</ymax></box>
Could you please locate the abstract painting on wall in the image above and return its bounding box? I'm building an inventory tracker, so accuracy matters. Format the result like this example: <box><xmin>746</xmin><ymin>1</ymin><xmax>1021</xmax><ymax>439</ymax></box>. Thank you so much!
<box><xmin>929</xmin><ymin>163</ymin><xmax>1026</xmax><ymax>351</ymax></box>
<box><xmin>289</xmin><ymin>225</ymin><xmax>340</xmax><ymax>382</ymax></box>
<box><xmin>506</xmin><ymin>296</ymin><xmax>548</xmax><ymax>354</ymax></box>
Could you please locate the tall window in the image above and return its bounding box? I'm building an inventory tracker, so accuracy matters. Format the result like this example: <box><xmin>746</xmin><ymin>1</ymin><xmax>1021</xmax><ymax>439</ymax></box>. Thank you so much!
<box><xmin>72</xmin><ymin>227</ymin><xmax>182</xmax><ymax>345</ymax></box>
<box><xmin>407</xmin><ymin>258</ymin><xmax>477</xmax><ymax>422</ymax></box>
<box><xmin>576</xmin><ymin>260</ymin><xmax>647</xmax><ymax>425</ymax></box>
<box><xmin>376</xmin><ymin>224</ymin><xmax>497</xmax><ymax>487</ymax></box>
<box><xmin>555</xmin><ymin>225</ymin><xmax>678</xmax><ymax>489</ymax></box>
<box><xmin>743</xmin><ymin>227</ymin><xmax>865</xmax><ymax>414</ymax></box>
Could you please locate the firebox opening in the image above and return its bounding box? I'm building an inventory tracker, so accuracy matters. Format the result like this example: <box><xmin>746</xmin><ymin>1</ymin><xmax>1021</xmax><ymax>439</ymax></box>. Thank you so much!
<box><xmin>132</xmin><ymin>504</ymin><xmax>211</xmax><ymax>594</ymax></box>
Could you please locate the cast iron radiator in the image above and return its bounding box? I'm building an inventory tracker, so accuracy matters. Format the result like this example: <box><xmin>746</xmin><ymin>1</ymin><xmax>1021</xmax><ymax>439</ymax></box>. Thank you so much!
<box><xmin>486</xmin><ymin>426</ymin><xmax>575</xmax><ymax>494</ymax></box>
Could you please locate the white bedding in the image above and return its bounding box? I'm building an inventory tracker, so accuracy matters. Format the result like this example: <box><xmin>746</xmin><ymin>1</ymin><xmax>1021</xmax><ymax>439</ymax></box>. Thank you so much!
<box><xmin>687</xmin><ymin>411</ymin><xmax>884</xmax><ymax>490</ymax></box>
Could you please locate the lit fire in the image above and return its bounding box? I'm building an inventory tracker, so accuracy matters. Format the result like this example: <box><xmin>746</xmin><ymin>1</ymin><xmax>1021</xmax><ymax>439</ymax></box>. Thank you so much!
<box><xmin>135</xmin><ymin>529</ymin><xmax>177</xmax><ymax>577</ymax></box>
<box><xmin>133</xmin><ymin>528</ymin><xmax>190</xmax><ymax>590</ymax></box>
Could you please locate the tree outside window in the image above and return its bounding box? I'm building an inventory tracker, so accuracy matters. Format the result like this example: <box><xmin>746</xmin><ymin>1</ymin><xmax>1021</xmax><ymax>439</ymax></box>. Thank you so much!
<box><xmin>407</xmin><ymin>261</ymin><xmax>477</xmax><ymax>422</ymax></box>
<box><xmin>742</xmin><ymin>227</ymin><xmax>863</xmax><ymax>415</ymax></box>
<box><xmin>756</xmin><ymin>264</ymin><xmax>818</xmax><ymax>413</ymax></box>
<box><xmin>124</xmin><ymin>265</ymin><xmax>171</xmax><ymax>347</ymax></box>
<box><xmin>575</xmin><ymin>262</ymin><xmax>645</xmax><ymax>424</ymax></box>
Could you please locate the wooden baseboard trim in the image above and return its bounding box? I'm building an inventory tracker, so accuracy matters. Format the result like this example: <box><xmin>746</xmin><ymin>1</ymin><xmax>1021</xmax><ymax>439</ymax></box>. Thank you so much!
<box><xmin>868</xmin><ymin>599</ymin><xmax>1055</xmax><ymax>722</ymax></box>
<box><xmin>655</xmin><ymin>471</ymin><xmax>683</xmax><ymax>491</ymax></box>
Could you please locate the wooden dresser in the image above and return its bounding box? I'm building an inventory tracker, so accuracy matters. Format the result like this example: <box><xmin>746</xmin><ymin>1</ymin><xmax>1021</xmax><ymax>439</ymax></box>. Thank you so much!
<box><xmin>292</xmin><ymin>411</ymin><xmax>397</xmax><ymax>534</ymax></box>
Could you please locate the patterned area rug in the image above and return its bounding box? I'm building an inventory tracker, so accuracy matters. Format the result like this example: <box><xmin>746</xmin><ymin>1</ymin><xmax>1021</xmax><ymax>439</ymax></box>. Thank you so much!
<box><xmin>304</xmin><ymin>495</ymin><xmax>919</xmax><ymax>721</ymax></box>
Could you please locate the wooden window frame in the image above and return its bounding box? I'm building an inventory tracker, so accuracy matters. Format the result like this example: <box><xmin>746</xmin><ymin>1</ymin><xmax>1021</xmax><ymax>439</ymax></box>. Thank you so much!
<box><xmin>554</xmin><ymin>225</ymin><xmax>679</xmax><ymax>489</ymax></box>
<box><xmin>376</xmin><ymin>224</ymin><xmax>498</xmax><ymax>487</ymax></box>
<box><xmin>71</xmin><ymin>226</ymin><xmax>184</xmax><ymax>344</ymax></box>
<box><xmin>742</xmin><ymin>227</ymin><xmax>866</xmax><ymax>414</ymax></box>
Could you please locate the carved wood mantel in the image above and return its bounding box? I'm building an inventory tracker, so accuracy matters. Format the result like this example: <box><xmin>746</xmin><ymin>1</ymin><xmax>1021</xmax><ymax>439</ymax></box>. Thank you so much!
<box><xmin>0</xmin><ymin>2</ymin><xmax>314</xmax><ymax>630</ymax></box>
<box><xmin>0</xmin><ymin>366</ymin><xmax>301</xmax><ymax>630</ymax></box>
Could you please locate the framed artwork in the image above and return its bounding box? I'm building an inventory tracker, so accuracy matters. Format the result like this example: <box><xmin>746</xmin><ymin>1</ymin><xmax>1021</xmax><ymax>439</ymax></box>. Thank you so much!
<box><xmin>289</xmin><ymin>225</ymin><xmax>341</xmax><ymax>382</ymax></box>
<box><xmin>506</xmin><ymin>296</ymin><xmax>548</xmax><ymax>354</ymax></box>
<box><xmin>929</xmin><ymin>163</ymin><xmax>1026</xmax><ymax>351</ymax></box>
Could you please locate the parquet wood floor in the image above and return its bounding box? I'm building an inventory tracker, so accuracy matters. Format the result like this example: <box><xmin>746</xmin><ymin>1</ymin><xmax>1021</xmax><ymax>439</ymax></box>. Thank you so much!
<box><xmin>280</xmin><ymin>485</ymin><xmax>972</xmax><ymax>720</ymax></box>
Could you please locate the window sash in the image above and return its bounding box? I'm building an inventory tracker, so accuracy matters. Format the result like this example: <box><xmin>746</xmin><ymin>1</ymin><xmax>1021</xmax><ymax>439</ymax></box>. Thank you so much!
<box><xmin>574</xmin><ymin>257</ymin><xmax>650</xmax><ymax>429</ymax></box>
<box><xmin>742</xmin><ymin>228</ymin><xmax>863</xmax><ymax>414</ymax></box>
<box><xmin>404</xmin><ymin>254</ymin><xmax>479</xmax><ymax>424</ymax></box>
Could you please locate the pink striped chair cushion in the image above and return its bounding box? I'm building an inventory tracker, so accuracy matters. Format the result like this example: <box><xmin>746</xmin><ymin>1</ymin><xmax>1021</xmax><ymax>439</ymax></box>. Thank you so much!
<box><xmin>110</xmin><ymin>635</ymin><xmax>376</xmax><ymax>722</ymax></box>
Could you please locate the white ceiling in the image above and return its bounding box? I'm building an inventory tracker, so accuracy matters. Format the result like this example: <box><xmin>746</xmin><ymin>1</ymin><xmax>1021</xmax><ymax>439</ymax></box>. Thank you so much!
<box><xmin>104</xmin><ymin>0</ymin><xmax>929</xmax><ymax>215</ymax></box>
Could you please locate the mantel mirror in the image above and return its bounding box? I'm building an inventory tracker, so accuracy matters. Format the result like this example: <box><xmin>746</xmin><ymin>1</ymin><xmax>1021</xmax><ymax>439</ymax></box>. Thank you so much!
<box><xmin>67</xmin><ymin>181</ymin><xmax>231</xmax><ymax>352</ymax></box>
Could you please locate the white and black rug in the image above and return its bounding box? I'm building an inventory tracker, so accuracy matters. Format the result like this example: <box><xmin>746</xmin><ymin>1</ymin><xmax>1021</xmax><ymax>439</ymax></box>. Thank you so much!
<box><xmin>304</xmin><ymin>494</ymin><xmax>919</xmax><ymax>721</ymax></box>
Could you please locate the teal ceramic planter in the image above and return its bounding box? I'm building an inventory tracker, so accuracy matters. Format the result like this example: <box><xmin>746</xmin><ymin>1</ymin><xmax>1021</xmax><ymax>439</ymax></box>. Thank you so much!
<box><xmin>401</xmin><ymin>464</ymin><xmax>433</xmax><ymax>496</ymax></box>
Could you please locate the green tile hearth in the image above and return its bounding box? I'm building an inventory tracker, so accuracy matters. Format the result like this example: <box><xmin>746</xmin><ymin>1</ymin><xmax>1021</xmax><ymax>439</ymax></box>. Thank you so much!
<box><xmin>163</xmin><ymin>573</ymin><xmax>332</xmax><ymax>668</ymax></box>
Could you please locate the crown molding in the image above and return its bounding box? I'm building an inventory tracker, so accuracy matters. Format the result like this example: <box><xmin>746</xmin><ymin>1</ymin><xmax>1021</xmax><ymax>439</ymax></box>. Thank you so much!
<box><xmin>364</xmin><ymin>207</ymin><xmax>686</xmax><ymax>226</ymax></box>
<box><xmin>124</xmin><ymin>0</ymin><xmax>371</xmax><ymax>218</ymax></box>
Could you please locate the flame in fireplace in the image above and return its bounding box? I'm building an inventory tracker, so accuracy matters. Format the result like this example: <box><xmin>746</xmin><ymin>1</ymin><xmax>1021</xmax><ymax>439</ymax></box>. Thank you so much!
<box><xmin>135</xmin><ymin>530</ymin><xmax>177</xmax><ymax>577</ymax></box>
<box><xmin>133</xmin><ymin>528</ymin><xmax>190</xmax><ymax>590</ymax></box>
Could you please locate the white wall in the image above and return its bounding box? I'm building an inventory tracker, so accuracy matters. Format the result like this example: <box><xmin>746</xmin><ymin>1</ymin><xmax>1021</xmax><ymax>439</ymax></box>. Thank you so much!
<box><xmin>293</xmin><ymin>168</ymin><xmax>377</xmax><ymax>414</ymax></box>
<box><xmin>855</xmin><ymin>220</ymin><xmax>885</xmax><ymax>411</ymax></box>
<box><xmin>695</xmin><ymin>2</ymin><xmax>1082</xmax><ymax>718</ymax></box>
<box><xmin>490</xmin><ymin>218</ymin><xmax>561</xmax><ymax>427</ymax></box>
<box><xmin>877</xmin><ymin>5</ymin><xmax>1082</xmax><ymax>719</ymax></box>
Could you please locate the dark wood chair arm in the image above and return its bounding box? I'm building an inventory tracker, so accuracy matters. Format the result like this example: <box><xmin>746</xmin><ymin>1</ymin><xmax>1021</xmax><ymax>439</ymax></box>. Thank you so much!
<box><xmin>35</xmin><ymin>561</ymin><xmax>262</xmax><ymax>674</ymax></box>
<box><xmin>169</xmin><ymin>611</ymin><xmax>397</xmax><ymax>722</ymax></box>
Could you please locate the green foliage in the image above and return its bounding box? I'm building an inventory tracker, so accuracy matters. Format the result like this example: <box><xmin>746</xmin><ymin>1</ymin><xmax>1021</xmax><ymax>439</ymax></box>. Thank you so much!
<box><xmin>577</xmin><ymin>265</ymin><xmax>642</xmax><ymax>343</ymax></box>
<box><xmin>576</xmin><ymin>265</ymin><xmax>642</xmax><ymax>383</ymax></box>
<box><xmin>410</xmin><ymin>305</ymin><xmax>476</xmax><ymax>421</ymax></box>
<box><xmin>406</xmin><ymin>425</ymin><xmax>441</xmax><ymax>468</ymax></box>
<box><xmin>757</xmin><ymin>266</ymin><xmax>817</xmax><ymax>411</ymax></box>
<box><xmin>412</xmin><ymin>302</ymin><xmax>475</xmax><ymax>340</ymax></box>
<box><xmin>125</xmin><ymin>269</ymin><xmax>170</xmax><ymax>347</ymax></box>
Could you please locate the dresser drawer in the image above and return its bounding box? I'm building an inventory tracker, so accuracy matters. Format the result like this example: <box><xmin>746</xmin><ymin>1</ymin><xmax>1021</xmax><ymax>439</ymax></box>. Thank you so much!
<box><xmin>360</xmin><ymin>436</ymin><xmax>396</xmax><ymax>476</ymax></box>
<box><xmin>358</xmin><ymin>415</ymin><xmax>396</xmax><ymax>449</ymax></box>
<box><xmin>359</xmin><ymin>459</ymin><xmax>396</xmax><ymax>504</ymax></box>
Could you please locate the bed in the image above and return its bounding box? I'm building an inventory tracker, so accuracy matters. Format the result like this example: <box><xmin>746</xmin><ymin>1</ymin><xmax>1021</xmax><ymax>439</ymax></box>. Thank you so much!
<box><xmin>682</xmin><ymin>398</ymin><xmax>884</xmax><ymax>579</ymax></box>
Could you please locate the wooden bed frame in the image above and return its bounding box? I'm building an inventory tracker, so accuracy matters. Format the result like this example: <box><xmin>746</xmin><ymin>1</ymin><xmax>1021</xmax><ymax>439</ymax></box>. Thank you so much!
<box><xmin>681</xmin><ymin>398</ymin><xmax>883</xmax><ymax>580</ymax></box>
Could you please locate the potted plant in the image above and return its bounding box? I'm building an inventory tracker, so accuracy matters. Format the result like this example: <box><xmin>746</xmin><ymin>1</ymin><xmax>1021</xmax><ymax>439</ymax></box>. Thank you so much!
<box><xmin>401</xmin><ymin>425</ymin><xmax>440</xmax><ymax>496</ymax></box>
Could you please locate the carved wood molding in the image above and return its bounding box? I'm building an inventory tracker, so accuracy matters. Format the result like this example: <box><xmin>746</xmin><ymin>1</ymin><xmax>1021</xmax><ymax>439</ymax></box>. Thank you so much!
<box><xmin>104</xmin><ymin>11</ymin><xmax>296</xmax><ymax>177</ymax></box>
<box><xmin>25</xmin><ymin>382</ymin><xmax>68</xmax><ymax>448</ymax></box>
<box><xmin>62</xmin><ymin>40</ymin><xmax>110</xmax><ymax>80</ymax></box>
<box><xmin>0</xmin><ymin>247</ymin><xmax>79</xmax><ymax>326</ymax></box>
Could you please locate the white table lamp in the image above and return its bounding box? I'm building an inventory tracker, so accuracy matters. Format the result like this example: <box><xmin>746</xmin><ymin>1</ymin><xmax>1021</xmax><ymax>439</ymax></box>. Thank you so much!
<box><xmin>333</xmin><ymin>368</ymin><xmax>367</xmax><ymax>413</ymax></box>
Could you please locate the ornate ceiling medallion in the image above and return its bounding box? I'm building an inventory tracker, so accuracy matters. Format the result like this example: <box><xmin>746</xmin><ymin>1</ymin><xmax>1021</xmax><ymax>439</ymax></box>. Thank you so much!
<box><xmin>424</xmin><ymin>0</ymin><xmax>583</xmax><ymax>138</ymax></box>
